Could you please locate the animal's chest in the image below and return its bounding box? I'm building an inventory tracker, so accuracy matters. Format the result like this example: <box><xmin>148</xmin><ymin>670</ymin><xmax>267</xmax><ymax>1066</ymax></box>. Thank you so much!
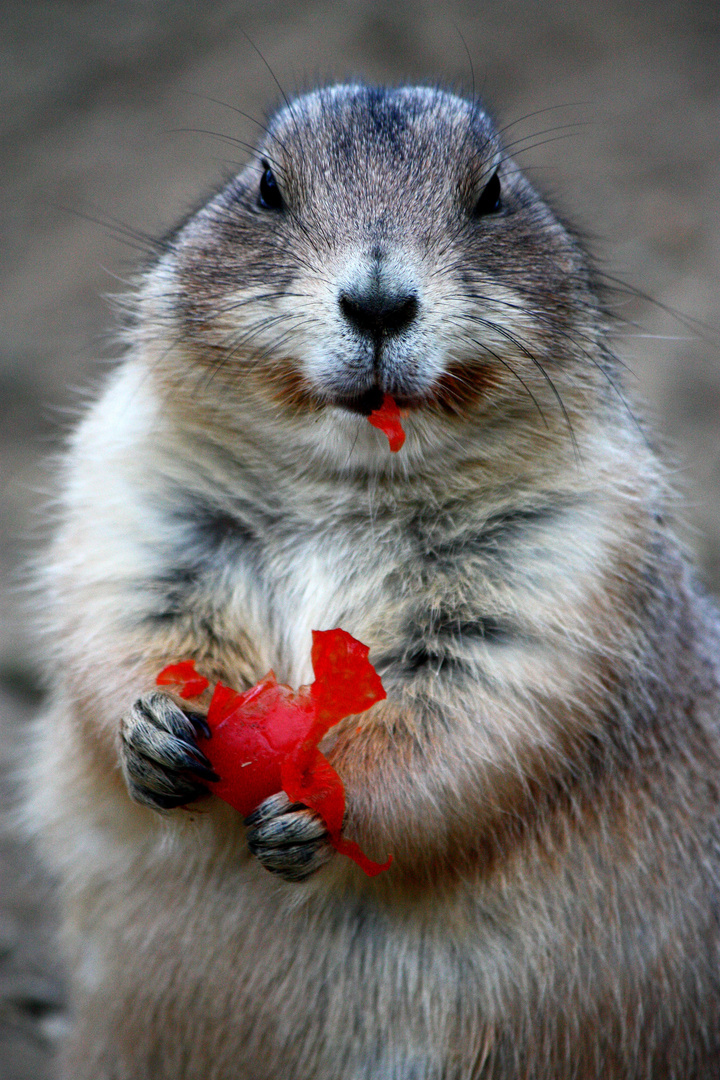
<box><xmin>192</xmin><ymin>502</ymin><xmax>415</xmax><ymax>685</ymax></box>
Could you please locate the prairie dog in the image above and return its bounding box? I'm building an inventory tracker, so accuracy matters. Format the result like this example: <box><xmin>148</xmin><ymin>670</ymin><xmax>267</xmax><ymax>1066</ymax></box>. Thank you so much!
<box><xmin>28</xmin><ymin>83</ymin><xmax>720</xmax><ymax>1078</ymax></box>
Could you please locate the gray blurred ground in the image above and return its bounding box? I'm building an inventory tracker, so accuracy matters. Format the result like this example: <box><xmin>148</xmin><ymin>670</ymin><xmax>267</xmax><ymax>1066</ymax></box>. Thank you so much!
<box><xmin>1</xmin><ymin>1</ymin><xmax>719</xmax><ymax>1075</ymax></box>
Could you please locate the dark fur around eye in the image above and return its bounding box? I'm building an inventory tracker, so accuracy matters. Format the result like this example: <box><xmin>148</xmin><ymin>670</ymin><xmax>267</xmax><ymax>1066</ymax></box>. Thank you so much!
<box><xmin>258</xmin><ymin>162</ymin><xmax>284</xmax><ymax>211</ymax></box>
<box><xmin>473</xmin><ymin>171</ymin><xmax>502</xmax><ymax>218</ymax></box>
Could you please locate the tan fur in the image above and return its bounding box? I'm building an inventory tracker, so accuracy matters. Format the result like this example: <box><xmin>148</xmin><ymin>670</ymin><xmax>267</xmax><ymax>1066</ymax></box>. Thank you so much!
<box><xmin>27</xmin><ymin>84</ymin><xmax>720</xmax><ymax>1078</ymax></box>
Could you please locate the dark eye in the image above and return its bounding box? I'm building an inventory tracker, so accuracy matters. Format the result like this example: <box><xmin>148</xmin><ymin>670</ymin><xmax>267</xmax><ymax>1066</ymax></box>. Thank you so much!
<box><xmin>258</xmin><ymin>163</ymin><xmax>283</xmax><ymax>211</ymax></box>
<box><xmin>472</xmin><ymin>171</ymin><xmax>502</xmax><ymax>218</ymax></box>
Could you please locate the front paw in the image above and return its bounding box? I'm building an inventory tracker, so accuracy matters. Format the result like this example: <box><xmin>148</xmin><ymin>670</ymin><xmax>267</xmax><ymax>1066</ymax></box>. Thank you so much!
<box><xmin>245</xmin><ymin>792</ymin><xmax>334</xmax><ymax>882</ymax></box>
<box><xmin>120</xmin><ymin>691</ymin><xmax>219</xmax><ymax>811</ymax></box>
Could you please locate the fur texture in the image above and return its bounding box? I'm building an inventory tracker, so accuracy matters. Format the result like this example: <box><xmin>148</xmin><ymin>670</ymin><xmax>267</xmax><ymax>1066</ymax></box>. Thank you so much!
<box><xmin>28</xmin><ymin>84</ymin><xmax>720</xmax><ymax>1078</ymax></box>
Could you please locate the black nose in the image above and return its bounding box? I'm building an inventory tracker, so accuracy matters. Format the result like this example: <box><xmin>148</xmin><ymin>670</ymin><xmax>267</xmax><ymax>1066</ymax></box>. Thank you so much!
<box><xmin>339</xmin><ymin>288</ymin><xmax>419</xmax><ymax>338</ymax></box>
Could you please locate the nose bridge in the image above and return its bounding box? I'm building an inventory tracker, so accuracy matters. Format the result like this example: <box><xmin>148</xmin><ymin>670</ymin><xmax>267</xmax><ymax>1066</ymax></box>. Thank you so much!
<box><xmin>339</xmin><ymin>242</ymin><xmax>418</xmax><ymax>308</ymax></box>
<box><xmin>337</xmin><ymin>244</ymin><xmax>420</xmax><ymax>340</ymax></box>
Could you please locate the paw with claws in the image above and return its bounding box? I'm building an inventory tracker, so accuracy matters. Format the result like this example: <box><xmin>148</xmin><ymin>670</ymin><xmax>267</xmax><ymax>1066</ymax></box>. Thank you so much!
<box><xmin>120</xmin><ymin>691</ymin><xmax>219</xmax><ymax>810</ymax></box>
<box><xmin>245</xmin><ymin>792</ymin><xmax>333</xmax><ymax>882</ymax></box>
<box><xmin>121</xmin><ymin>695</ymin><xmax>334</xmax><ymax>880</ymax></box>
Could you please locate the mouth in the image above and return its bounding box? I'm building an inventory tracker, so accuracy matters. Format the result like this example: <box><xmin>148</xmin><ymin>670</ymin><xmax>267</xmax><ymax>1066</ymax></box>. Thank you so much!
<box><xmin>333</xmin><ymin>385</ymin><xmax>385</xmax><ymax>416</ymax></box>
<box><xmin>333</xmin><ymin>384</ymin><xmax>426</xmax><ymax>416</ymax></box>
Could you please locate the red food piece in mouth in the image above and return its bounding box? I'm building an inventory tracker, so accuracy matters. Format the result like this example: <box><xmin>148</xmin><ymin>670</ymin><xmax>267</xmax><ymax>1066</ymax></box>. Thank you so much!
<box><xmin>156</xmin><ymin>630</ymin><xmax>392</xmax><ymax>877</ymax></box>
<box><xmin>367</xmin><ymin>394</ymin><xmax>406</xmax><ymax>452</ymax></box>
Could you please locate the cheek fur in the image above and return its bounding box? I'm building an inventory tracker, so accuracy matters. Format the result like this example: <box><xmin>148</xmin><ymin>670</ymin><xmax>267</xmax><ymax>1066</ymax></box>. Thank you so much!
<box><xmin>262</xmin><ymin>358</ymin><xmax>323</xmax><ymax>413</ymax></box>
<box><xmin>430</xmin><ymin>359</ymin><xmax>503</xmax><ymax>416</ymax></box>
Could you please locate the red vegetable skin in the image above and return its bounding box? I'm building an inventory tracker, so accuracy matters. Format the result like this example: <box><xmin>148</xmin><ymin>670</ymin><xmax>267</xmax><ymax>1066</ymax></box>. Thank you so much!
<box><xmin>204</xmin><ymin>675</ymin><xmax>315</xmax><ymax>818</ymax></box>
<box><xmin>307</xmin><ymin>629</ymin><xmax>387</xmax><ymax>743</ymax></box>
<box><xmin>156</xmin><ymin>660</ymin><xmax>210</xmax><ymax>699</ymax></box>
<box><xmin>157</xmin><ymin>632</ymin><xmax>392</xmax><ymax>876</ymax></box>
<box><xmin>279</xmin><ymin>631</ymin><xmax>391</xmax><ymax>875</ymax></box>
<box><xmin>367</xmin><ymin>394</ymin><xmax>405</xmax><ymax>452</ymax></box>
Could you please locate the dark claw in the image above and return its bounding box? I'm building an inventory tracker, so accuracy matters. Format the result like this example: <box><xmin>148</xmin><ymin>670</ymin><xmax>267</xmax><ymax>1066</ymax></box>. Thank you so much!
<box><xmin>187</xmin><ymin>713</ymin><xmax>212</xmax><ymax>740</ymax></box>
<box><xmin>186</xmin><ymin>742</ymin><xmax>212</xmax><ymax>767</ymax></box>
<box><xmin>172</xmin><ymin>742</ymin><xmax>217</xmax><ymax>777</ymax></box>
<box><xmin>245</xmin><ymin>792</ymin><xmax>301</xmax><ymax>828</ymax></box>
<box><xmin>132</xmin><ymin>788</ymin><xmax>202</xmax><ymax>811</ymax></box>
<box><xmin>252</xmin><ymin>843</ymin><xmax>329</xmax><ymax>882</ymax></box>
<box><xmin>184</xmin><ymin>759</ymin><xmax>221</xmax><ymax>784</ymax></box>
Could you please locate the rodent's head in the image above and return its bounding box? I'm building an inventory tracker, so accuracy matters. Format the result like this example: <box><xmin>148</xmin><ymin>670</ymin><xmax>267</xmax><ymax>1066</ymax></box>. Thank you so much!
<box><xmin>145</xmin><ymin>84</ymin><xmax>603</xmax><ymax>471</ymax></box>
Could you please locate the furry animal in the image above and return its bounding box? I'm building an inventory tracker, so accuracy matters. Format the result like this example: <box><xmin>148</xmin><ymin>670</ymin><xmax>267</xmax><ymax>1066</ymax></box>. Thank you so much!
<box><xmin>28</xmin><ymin>83</ymin><xmax>720</xmax><ymax>1078</ymax></box>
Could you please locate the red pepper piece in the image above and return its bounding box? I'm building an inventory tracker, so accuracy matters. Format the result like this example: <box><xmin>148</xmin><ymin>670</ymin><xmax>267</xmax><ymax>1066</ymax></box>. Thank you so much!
<box><xmin>281</xmin><ymin>746</ymin><xmax>392</xmax><ymax>875</ymax></box>
<box><xmin>282</xmin><ymin>629</ymin><xmax>391</xmax><ymax>873</ymax></box>
<box><xmin>281</xmin><ymin>743</ymin><xmax>345</xmax><ymax>836</ymax></box>
<box><xmin>156</xmin><ymin>630</ymin><xmax>392</xmax><ymax>875</ymax></box>
<box><xmin>331</xmin><ymin>836</ymin><xmax>393</xmax><ymax>877</ymax></box>
<box><xmin>309</xmin><ymin>628</ymin><xmax>386</xmax><ymax>732</ymax></box>
<box><xmin>202</xmin><ymin>675</ymin><xmax>315</xmax><ymax>818</ymax></box>
<box><xmin>367</xmin><ymin>394</ymin><xmax>406</xmax><ymax>452</ymax></box>
<box><xmin>277</xmin><ymin>629</ymin><xmax>385</xmax><ymax>821</ymax></box>
<box><xmin>156</xmin><ymin>660</ymin><xmax>210</xmax><ymax>699</ymax></box>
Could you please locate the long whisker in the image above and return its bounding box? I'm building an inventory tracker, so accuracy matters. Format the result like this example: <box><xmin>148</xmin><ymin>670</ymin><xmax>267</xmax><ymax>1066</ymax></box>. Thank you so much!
<box><xmin>441</xmin><ymin>320</ymin><xmax>549</xmax><ymax>429</ymax></box>
<box><xmin>595</xmin><ymin>271</ymin><xmax>718</xmax><ymax>342</ymax></box>
<box><xmin>52</xmin><ymin>203</ymin><xmax>168</xmax><ymax>258</ymax></box>
<box><xmin>445</xmin><ymin>287</ymin><xmax>650</xmax><ymax>448</ymax></box>
<box><xmin>494</xmin><ymin>103</ymin><xmax>591</xmax><ymax>142</ymax></box>
<box><xmin>199</xmin><ymin>312</ymin><xmax>307</xmax><ymax>387</ymax></box>
<box><xmin>177</xmin><ymin>89</ymin><xmax>294</xmax><ymax>158</ymax></box>
<box><xmin>168</xmin><ymin>128</ymin><xmax>287</xmax><ymax>176</ymax></box>
<box><xmin>240</xmin><ymin>30</ymin><xmax>295</xmax><ymax>118</ymax></box>
<box><xmin>457</xmin><ymin>288</ymin><xmax>644</xmax><ymax>432</ymax></box>
<box><xmin>455</xmin><ymin>312</ymin><xmax>579</xmax><ymax>456</ymax></box>
<box><xmin>494</xmin><ymin>121</ymin><xmax>589</xmax><ymax>159</ymax></box>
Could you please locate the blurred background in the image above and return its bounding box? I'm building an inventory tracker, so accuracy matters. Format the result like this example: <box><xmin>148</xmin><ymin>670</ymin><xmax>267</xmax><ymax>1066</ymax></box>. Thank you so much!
<box><xmin>1</xmin><ymin>1</ymin><xmax>718</xmax><ymax>1075</ymax></box>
